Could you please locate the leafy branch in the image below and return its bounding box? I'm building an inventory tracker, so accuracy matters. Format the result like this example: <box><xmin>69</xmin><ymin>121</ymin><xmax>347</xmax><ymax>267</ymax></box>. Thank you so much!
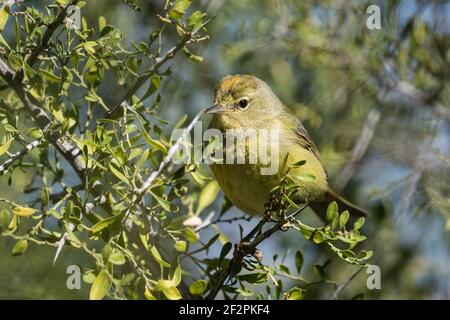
<box><xmin>205</xmin><ymin>171</ymin><xmax>372</xmax><ymax>300</ymax></box>
<box><xmin>0</xmin><ymin>0</ymin><xmax>213</xmax><ymax>300</ymax></box>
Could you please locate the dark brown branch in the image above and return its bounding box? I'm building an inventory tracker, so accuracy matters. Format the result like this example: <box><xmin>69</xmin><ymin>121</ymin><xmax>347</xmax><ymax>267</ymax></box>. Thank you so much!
<box><xmin>195</xmin><ymin>214</ymin><xmax>251</xmax><ymax>232</ymax></box>
<box><xmin>205</xmin><ymin>217</ymin><xmax>269</xmax><ymax>300</ymax></box>
<box><xmin>206</xmin><ymin>205</ymin><xmax>308</xmax><ymax>300</ymax></box>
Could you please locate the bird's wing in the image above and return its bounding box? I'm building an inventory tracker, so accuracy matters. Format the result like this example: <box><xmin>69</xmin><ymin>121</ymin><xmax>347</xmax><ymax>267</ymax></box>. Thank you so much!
<box><xmin>294</xmin><ymin>121</ymin><xmax>322</xmax><ymax>162</ymax></box>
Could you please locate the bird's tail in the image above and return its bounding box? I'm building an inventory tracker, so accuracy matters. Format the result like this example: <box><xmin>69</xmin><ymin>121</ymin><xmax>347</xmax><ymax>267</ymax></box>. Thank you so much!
<box><xmin>309</xmin><ymin>188</ymin><xmax>369</xmax><ymax>221</ymax></box>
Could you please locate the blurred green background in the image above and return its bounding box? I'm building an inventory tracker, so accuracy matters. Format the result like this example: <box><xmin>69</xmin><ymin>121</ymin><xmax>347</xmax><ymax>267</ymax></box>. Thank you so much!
<box><xmin>0</xmin><ymin>0</ymin><xmax>449</xmax><ymax>299</ymax></box>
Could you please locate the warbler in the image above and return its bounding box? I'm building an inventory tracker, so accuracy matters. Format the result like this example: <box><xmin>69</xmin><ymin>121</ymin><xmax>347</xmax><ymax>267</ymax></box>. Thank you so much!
<box><xmin>206</xmin><ymin>74</ymin><xmax>368</xmax><ymax>219</ymax></box>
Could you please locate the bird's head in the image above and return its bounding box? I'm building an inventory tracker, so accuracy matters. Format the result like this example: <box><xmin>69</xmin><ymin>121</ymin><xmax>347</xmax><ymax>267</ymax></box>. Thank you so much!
<box><xmin>206</xmin><ymin>74</ymin><xmax>284</xmax><ymax>128</ymax></box>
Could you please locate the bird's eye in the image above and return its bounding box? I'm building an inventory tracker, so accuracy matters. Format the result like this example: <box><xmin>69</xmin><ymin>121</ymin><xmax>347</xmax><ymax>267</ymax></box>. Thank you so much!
<box><xmin>238</xmin><ymin>98</ymin><xmax>249</xmax><ymax>109</ymax></box>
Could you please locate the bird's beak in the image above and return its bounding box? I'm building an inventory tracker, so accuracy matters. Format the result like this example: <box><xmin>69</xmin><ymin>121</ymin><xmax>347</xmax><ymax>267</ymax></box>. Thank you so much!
<box><xmin>205</xmin><ymin>104</ymin><xmax>228</xmax><ymax>114</ymax></box>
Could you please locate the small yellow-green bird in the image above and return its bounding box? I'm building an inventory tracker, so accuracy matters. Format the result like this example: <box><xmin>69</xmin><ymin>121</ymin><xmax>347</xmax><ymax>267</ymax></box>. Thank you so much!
<box><xmin>206</xmin><ymin>74</ymin><xmax>368</xmax><ymax>219</ymax></box>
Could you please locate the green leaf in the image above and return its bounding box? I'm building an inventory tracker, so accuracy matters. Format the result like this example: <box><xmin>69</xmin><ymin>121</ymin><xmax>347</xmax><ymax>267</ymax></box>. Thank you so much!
<box><xmin>162</xmin><ymin>287</ymin><xmax>182</xmax><ymax>300</ymax></box>
<box><xmin>172</xmin><ymin>264</ymin><xmax>182</xmax><ymax>286</ymax></box>
<box><xmin>182</xmin><ymin>227</ymin><xmax>199</xmax><ymax>243</ymax></box>
<box><xmin>291</xmin><ymin>160</ymin><xmax>307</xmax><ymax>168</ymax></box>
<box><xmin>41</xmin><ymin>188</ymin><xmax>50</xmax><ymax>207</ymax></box>
<box><xmin>0</xmin><ymin>7</ymin><xmax>9</xmax><ymax>31</ymax></box>
<box><xmin>173</xmin><ymin>114</ymin><xmax>188</xmax><ymax>131</ymax></box>
<box><xmin>219</xmin><ymin>242</ymin><xmax>232</xmax><ymax>264</ymax></box>
<box><xmin>109</xmin><ymin>163</ymin><xmax>129</xmax><ymax>185</ymax></box>
<box><xmin>195</xmin><ymin>181</ymin><xmax>220</xmax><ymax>215</ymax></box>
<box><xmin>98</xmin><ymin>16</ymin><xmax>106</xmax><ymax>31</ymax></box>
<box><xmin>236</xmin><ymin>273</ymin><xmax>268</xmax><ymax>284</ymax></box>
<box><xmin>174</xmin><ymin>240</ymin><xmax>187</xmax><ymax>252</ymax></box>
<box><xmin>339</xmin><ymin>210</ymin><xmax>350</xmax><ymax>230</ymax></box>
<box><xmin>40</xmin><ymin>68</ymin><xmax>61</xmax><ymax>83</ymax></box>
<box><xmin>83</xmin><ymin>271</ymin><xmax>96</xmax><ymax>284</ymax></box>
<box><xmin>339</xmin><ymin>249</ymin><xmax>356</xmax><ymax>258</ymax></box>
<box><xmin>182</xmin><ymin>46</ymin><xmax>203</xmax><ymax>63</ymax></box>
<box><xmin>12</xmin><ymin>239</ymin><xmax>28</xmax><ymax>256</ymax></box>
<box><xmin>188</xmin><ymin>11</ymin><xmax>207</xmax><ymax>31</ymax></box>
<box><xmin>0</xmin><ymin>138</ymin><xmax>13</xmax><ymax>156</ymax></box>
<box><xmin>100</xmin><ymin>25</ymin><xmax>114</xmax><ymax>37</ymax></box>
<box><xmin>90</xmin><ymin>270</ymin><xmax>111</xmax><ymax>300</ymax></box>
<box><xmin>135</xmin><ymin>149</ymin><xmax>149</xmax><ymax>171</ymax></box>
<box><xmin>108</xmin><ymin>251</ymin><xmax>126</xmax><ymax>265</ymax></box>
<box><xmin>326</xmin><ymin>201</ymin><xmax>338</xmax><ymax>223</ymax></box>
<box><xmin>4</xmin><ymin>124</ymin><xmax>17</xmax><ymax>133</ymax></box>
<box><xmin>351</xmin><ymin>293</ymin><xmax>365</xmax><ymax>300</ymax></box>
<box><xmin>201</xmin><ymin>234</ymin><xmax>220</xmax><ymax>251</ymax></box>
<box><xmin>331</xmin><ymin>215</ymin><xmax>339</xmax><ymax>230</ymax></box>
<box><xmin>8</xmin><ymin>53</ymin><xmax>22</xmax><ymax>71</ymax></box>
<box><xmin>125</xmin><ymin>56</ymin><xmax>138</xmax><ymax>75</ymax></box>
<box><xmin>149</xmin><ymin>191</ymin><xmax>172</xmax><ymax>212</ymax></box>
<box><xmin>358</xmin><ymin>250</ymin><xmax>373</xmax><ymax>260</ymax></box>
<box><xmin>82</xmin><ymin>41</ymin><xmax>97</xmax><ymax>54</ymax></box>
<box><xmin>153</xmin><ymin>279</ymin><xmax>174</xmax><ymax>291</ymax></box>
<box><xmin>122</xmin><ymin>273</ymin><xmax>136</xmax><ymax>285</ymax></box>
<box><xmin>144</xmin><ymin>290</ymin><xmax>156</xmax><ymax>300</ymax></box>
<box><xmin>151</xmin><ymin>74</ymin><xmax>160</xmax><ymax>89</ymax></box>
<box><xmin>295</xmin><ymin>250</ymin><xmax>304</xmax><ymax>274</ymax></box>
<box><xmin>128</xmin><ymin>144</ymin><xmax>141</xmax><ymax>158</ymax></box>
<box><xmin>169</xmin><ymin>0</ymin><xmax>192</xmax><ymax>19</ymax></box>
<box><xmin>280</xmin><ymin>264</ymin><xmax>290</xmax><ymax>274</ymax></box>
<box><xmin>141</xmin><ymin>128</ymin><xmax>167</xmax><ymax>153</ymax></box>
<box><xmin>7</xmin><ymin>215</ymin><xmax>17</xmax><ymax>230</ymax></box>
<box><xmin>283</xmin><ymin>193</ymin><xmax>299</xmax><ymax>208</ymax></box>
<box><xmin>90</xmin><ymin>213</ymin><xmax>124</xmax><ymax>234</ymax></box>
<box><xmin>0</xmin><ymin>33</ymin><xmax>10</xmax><ymax>49</ymax></box>
<box><xmin>353</xmin><ymin>217</ymin><xmax>365</xmax><ymax>231</ymax></box>
<box><xmin>141</xmin><ymin>75</ymin><xmax>161</xmax><ymax>101</ymax></box>
<box><xmin>13</xmin><ymin>206</ymin><xmax>37</xmax><ymax>217</ymax></box>
<box><xmin>236</xmin><ymin>287</ymin><xmax>254</xmax><ymax>297</ymax></box>
<box><xmin>312</xmin><ymin>231</ymin><xmax>324</xmax><ymax>244</ymax></box>
<box><xmin>102</xmin><ymin>243</ymin><xmax>112</xmax><ymax>261</ymax></box>
<box><xmin>0</xmin><ymin>209</ymin><xmax>11</xmax><ymax>231</ymax></box>
<box><xmin>189</xmin><ymin>279</ymin><xmax>207</xmax><ymax>295</ymax></box>
<box><xmin>149</xmin><ymin>246</ymin><xmax>171</xmax><ymax>268</ymax></box>
<box><xmin>85</xmin><ymin>92</ymin><xmax>98</xmax><ymax>102</ymax></box>
<box><xmin>56</xmin><ymin>0</ymin><xmax>73</xmax><ymax>4</ymax></box>
<box><xmin>286</xmin><ymin>287</ymin><xmax>306</xmax><ymax>300</ymax></box>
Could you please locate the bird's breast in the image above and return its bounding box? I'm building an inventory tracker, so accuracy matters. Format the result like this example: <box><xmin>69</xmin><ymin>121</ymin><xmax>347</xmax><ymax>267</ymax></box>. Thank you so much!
<box><xmin>208</xmin><ymin>131</ymin><xmax>329</xmax><ymax>216</ymax></box>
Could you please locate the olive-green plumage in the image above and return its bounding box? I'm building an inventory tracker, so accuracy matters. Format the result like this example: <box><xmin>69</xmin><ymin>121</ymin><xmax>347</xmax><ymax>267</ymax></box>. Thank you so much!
<box><xmin>207</xmin><ymin>75</ymin><xmax>368</xmax><ymax>219</ymax></box>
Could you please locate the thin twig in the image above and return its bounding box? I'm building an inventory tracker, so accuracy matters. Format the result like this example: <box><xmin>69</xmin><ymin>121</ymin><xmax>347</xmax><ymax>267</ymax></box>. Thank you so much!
<box><xmin>330</xmin><ymin>267</ymin><xmax>364</xmax><ymax>300</ymax></box>
<box><xmin>1</xmin><ymin>232</ymin><xmax>58</xmax><ymax>247</ymax></box>
<box><xmin>137</xmin><ymin>108</ymin><xmax>204</xmax><ymax>194</ymax></box>
<box><xmin>195</xmin><ymin>212</ymin><xmax>251</xmax><ymax>232</ymax></box>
